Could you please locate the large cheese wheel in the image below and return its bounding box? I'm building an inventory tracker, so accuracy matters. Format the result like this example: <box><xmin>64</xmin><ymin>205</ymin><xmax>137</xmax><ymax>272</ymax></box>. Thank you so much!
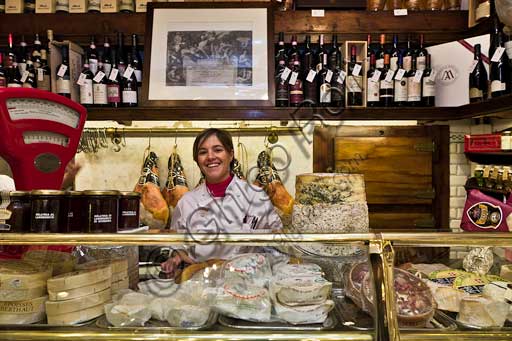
<box><xmin>111</xmin><ymin>277</ymin><xmax>129</xmax><ymax>292</ymax></box>
<box><xmin>0</xmin><ymin>285</ymin><xmax>47</xmax><ymax>302</ymax></box>
<box><xmin>295</xmin><ymin>173</ymin><xmax>367</xmax><ymax>205</ymax></box>
<box><xmin>76</xmin><ymin>258</ymin><xmax>128</xmax><ymax>274</ymax></box>
<box><xmin>22</xmin><ymin>250</ymin><xmax>75</xmax><ymax>276</ymax></box>
<box><xmin>0</xmin><ymin>295</ymin><xmax>47</xmax><ymax>324</ymax></box>
<box><xmin>48</xmin><ymin>278</ymin><xmax>111</xmax><ymax>301</ymax></box>
<box><xmin>46</xmin><ymin>288</ymin><xmax>111</xmax><ymax>315</ymax></box>
<box><xmin>46</xmin><ymin>303</ymin><xmax>105</xmax><ymax>325</ymax></box>
<box><xmin>47</xmin><ymin>266</ymin><xmax>112</xmax><ymax>292</ymax></box>
<box><xmin>0</xmin><ymin>260</ymin><xmax>52</xmax><ymax>290</ymax></box>
<box><xmin>112</xmin><ymin>270</ymin><xmax>129</xmax><ymax>283</ymax></box>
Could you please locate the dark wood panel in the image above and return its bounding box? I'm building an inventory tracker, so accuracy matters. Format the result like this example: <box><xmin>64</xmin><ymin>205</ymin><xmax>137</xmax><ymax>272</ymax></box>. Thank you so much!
<box><xmin>370</xmin><ymin>212</ymin><xmax>435</xmax><ymax>230</ymax></box>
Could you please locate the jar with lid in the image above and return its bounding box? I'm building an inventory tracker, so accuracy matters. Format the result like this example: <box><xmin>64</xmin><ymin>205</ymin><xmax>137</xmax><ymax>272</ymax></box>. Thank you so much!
<box><xmin>1</xmin><ymin>191</ymin><xmax>31</xmax><ymax>233</ymax></box>
<box><xmin>83</xmin><ymin>190</ymin><xmax>120</xmax><ymax>233</ymax></box>
<box><xmin>66</xmin><ymin>191</ymin><xmax>87</xmax><ymax>233</ymax></box>
<box><xmin>368</xmin><ymin>0</ymin><xmax>386</xmax><ymax>10</ymax></box>
<box><xmin>474</xmin><ymin>165</ymin><xmax>484</xmax><ymax>187</ymax></box>
<box><xmin>118</xmin><ymin>192</ymin><xmax>140</xmax><ymax>231</ymax></box>
<box><xmin>403</xmin><ymin>0</ymin><xmax>424</xmax><ymax>10</ymax></box>
<box><xmin>30</xmin><ymin>190</ymin><xmax>66</xmax><ymax>233</ymax></box>
<box><xmin>425</xmin><ymin>0</ymin><xmax>443</xmax><ymax>10</ymax></box>
<box><xmin>501</xmin><ymin>131</ymin><xmax>511</xmax><ymax>151</ymax></box>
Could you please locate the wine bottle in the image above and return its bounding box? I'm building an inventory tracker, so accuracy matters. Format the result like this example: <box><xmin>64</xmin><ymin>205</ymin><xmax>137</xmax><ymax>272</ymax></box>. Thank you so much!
<box><xmin>379</xmin><ymin>53</ymin><xmax>394</xmax><ymax>107</ymax></box>
<box><xmin>6</xmin><ymin>33</ymin><xmax>15</xmax><ymax>68</ymax></box>
<box><xmin>367</xmin><ymin>53</ymin><xmax>380</xmax><ymax>107</ymax></box>
<box><xmin>22</xmin><ymin>60</ymin><xmax>36</xmax><ymax>88</ymax></box>
<box><xmin>32</xmin><ymin>34</ymin><xmax>42</xmax><ymax>69</ymax></box>
<box><xmin>330</xmin><ymin>34</ymin><xmax>345</xmax><ymax>109</ymax></box>
<box><xmin>289</xmin><ymin>54</ymin><xmax>304</xmax><ymax>107</ymax></box>
<box><xmin>7</xmin><ymin>62</ymin><xmax>22</xmax><ymax>88</ymax></box>
<box><xmin>287</xmin><ymin>34</ymin><xmax>298</xmax><ymax>70</ymax></box>
<box><xmin>390</xmin><ymin>34</ymin><xmax>400</xmax><ymax>71</ymax></box>
<box><xmin>422</xmin><ymin>54</ymin><xmax>436</xmax><ymax>107</ymax></box>
<box><xmin>376</xmin><ymin>34</ymin><xmax>386</xmax><ymax>70</ymax></box>
<box><xmin>416</xmin><ymin>34</ymin><xmax>428</xmax><ymax>71</ymax></box>
<box><xmin>0</xmin><ymin>54</ymin><xmax>6</xmax><ymax>88</ymax></box>
<box><xmin>347</xmin><ymin>45</ymin><xmax>363</xmax><ymax>106</ymax></box>
<box><xmin>303</xmin><ymin>35</ymin><xmax>318</xmax><ymax>106</ymax></box>
<box><xmin>88</xmin><ymin>36</ymin><xmax>98</xmax><ymax>76</ymax></box>
<box><xmin>102</xmin><ymin>36</ymin><xmax>112</xmax><ymax>77</ymax></box>
<box><xmin>319</xmin><ymin>53</ymin><xmax>331</xmax><ymax>106</ymax></box>
<box><xmin>120</xmin><ymin>0</ymin><xmax>134</xmax><ymax>13</ymax></box>
<box><xmin>316</xmin><ymin>34</ymin><xmax>327</xmax><ymax>73</ymax></box>
<box><xmin>131</xmin><ymin>34</ymin><xmax>142</xmax><ymax>87</ymax></box>
<box><xmin>403</xmin><ymin>34</ymin><xmax>413</xmax><ymax>72</ymax></box>
<box><xmin>489</xmin><ymin>17</ymin><xmax>509</xmax><ymax>97</ymax></box>
<box><xmin>275</xmin><ymin>32</ymin><xmax>289</xmax><ymax>107</ymax></box>
<box><xmin>394</xmin><ymin>55</ymin><xmax>408</xmax><ymax>107</ymax></box>
<box><xmin>407</xmin><ymin>55</ymin><xmax>422</xmax><ymax>106</ymax></box>
<box><xmin>24</xmin><ymin>0</ymin><xmax>35</xmax><ymax>12</ymax></box>
<box><xmin>121</xmin><ymin>52</ymin><xmax>138</xmax><ymax>107</ymax></box>
<box><xmin>56</xmin><ymin>45</ymin><xmax>71</xmax><ymax>98</ymax></box>
<box><xmin>107</xmin><ymin>50</ymin><xmax>122</xmax><ymax>108</ymax></box>
<box><xmin>367</xmin><ymin>34</ymin><xmax>372</xmax><ymax>61</ymax></box>
<box><xmin>79</xmin><ymin>59</ymin><xmax>94</xmax><ymax>106</ymax></box>
<box><xmin>37</xmin><ymin>49</ymin><xmax>51</xmax><ymax>91</ymax></box>
<box><xmin>93</xmin><ymin>62</ymin><xmax>108</xmax><ymax>107</ymax></box>
<box><xmin>117</xmin><ymin>32</ymin><xmax>126</xmax><ymax>75</ymax></box>
<box><xmin>469</xmin><ymin>44</ymin><xmax>489</xmax><ymax>103</ymax></box>
<box><xmin>18</xmin><ymin>36</ymin><xmax>28</xmax><ymax>75</ymax></box>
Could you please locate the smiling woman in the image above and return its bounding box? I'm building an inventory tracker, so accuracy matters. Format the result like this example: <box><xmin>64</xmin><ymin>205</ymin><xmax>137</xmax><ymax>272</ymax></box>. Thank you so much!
<box><xmin>160</xmin><ymin>128</ymin><xmax>283</xmax><ymax>279</ymax></box>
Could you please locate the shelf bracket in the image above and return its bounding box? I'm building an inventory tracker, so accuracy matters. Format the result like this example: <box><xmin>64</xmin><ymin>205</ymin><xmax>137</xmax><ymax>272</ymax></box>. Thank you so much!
<box><xmin>369</xmin><ymin>238</ymin><xmax>399</xmax><ymax>341</ymax></box>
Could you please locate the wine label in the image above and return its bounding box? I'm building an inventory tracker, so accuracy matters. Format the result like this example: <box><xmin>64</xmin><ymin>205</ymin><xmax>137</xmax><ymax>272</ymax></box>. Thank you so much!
<box><xmin>390</xmin><ymin>57</ymin><xmax>398</xmax><ymax>71</ymax></box>
<box><xmin>288</xmin><ymin>71</ymin><xmax>298</xmax><ymax>85</ymax></box>
<box><xmin>109</xmin><ymin>68</ymin><xmax>119</xmax><ymax>81</ymax></box>
<box><xmin>370</xmin><ymin>70</ymin><xmax>381</xmax><ymax>83</ymax></box>
<box><xmin>384</xmin><ymin>71</ymin><xmax>394</xmax><ymax>83</ymax></box>
<box><xmin>7</xmin><ymin>84</ymin><xmax>22</xmax><ymax>88</ymax></box>
<box><xmin>407</xmin><ymin>80</ymin><xmax>421</xmax><ymax>102</ymax></box>
<box><xmin>467</xmin><ymin>202</ymin><xmax>502</xmax><ymax>229</ymax></box>
<box><xmin>93</xmin><ymin>84</ymin><xmax>108</xmax><ymax>104</ymax></box>
<box><xmin>289</xmin><ymin>79</ymin><xmax>304</xmax><ymax>105</ymax></box>
<box><xmin>347</xmin><ymin>75</ymin><xmax>362</xmax><ymax>92</ymax></box>
<box><xmin>79</xmin><ymin>79</ymin><xmax>93</xmax><ymax>104</ymax></box>
<box><xmin>37</xmin><ymin>68</ymin><xmax>44</xmax><ymax>81</ymax></box>
<box><xmin>428</xmin><ymin>69</ymin><xmax>437</xmax><ymax>82</ymax></box>
<box><xmin>89</xmin><ymin>59</ymin><xmax>98</xmax><ymax>76</ymax></box>
<box><xmin>93</xmin><ymin>71</ymin><xmax>105</xmax><ymax>83</ymax></box>
<box><xmin>417</xmin><ymin>56</ymin><xmax>426</xmax><ymax>71</ymax></box>
<box><xmin>491</xmin><ymin>80</ymin><xmax>507</xmax><ymax>92</ymax></box>
<box><xmin>506</xmin><ymin>41</ymin><xmax>512</xmax><ymax>59</ymax></box>
<box><xmin>123</xmin><ymin>66</ymin><xmax>134</xmax><ymax>79</ymax></box>
<box><xmin>107</xmin><ymin>84</ymin><xmax>121</xmax><ymax>102</ymax></box>
<box><xmin>55</xmin><ymin>0</ymin><xmax>68</xmax><ymax>11</ymax></box>
<box><xmin>491</xmin><ymin>47</ymin><xmax>506</xmax><ymax>63</ymax></box>
<box><xmin>352</xmin><ymin>64</ymin><xmax>362</xmax><ymax>76</ymax></box>
<box><xmin>103</xmin><ymin>63</ymin><xmax>112</xmax><ymax>78</ymax></box>
<box><xmin>325</xmin><ymin>69</ymin><xmax>333</xmax><ymax>83</ymax></box>
<box><xmin>394</xmin><ymin>79</ymin><xmax>408</xmax><ymax>102</ymax></box>
<box><xmin>69</xmin><ymin>0</ymin><xmax>87</xmax><ymax>12</ymax></box>
<box><xmin>134</xmin><ymin>70</ymin><xmax>142</xmax><ymax>83</ymax></box>
<box><xmin>422</xmin><ymin>77</ymin><xmax>436</xmax><ymax>97</ymax></box>
<box><xmin>306</xmin><ymin>70</ymin><xmax>316</xmax><ymax>83</ymax></box>
<box><xmin>380</xmin><ymin>79</ymin><xmax>393</xmax><ymax>90</ymax></box>
<box><xmin>77</xmin><ymin>73</ymin><xmax>87</xmax><ymax>86</ymax></box>
<box><xmin>120</xmin><ymin>0</ymin><xmax>133</xmax><ymax>10</ymax></box>
<box><xmin>57</xmin><ymin>65</ymin><xmax>68</xmax><ymax>78</ymax></box>
<box><xmin>376</xmin><ymin>59</ymin><xmax>384</xmax><ymax>69</ymax></box>
<box><xmin>338</xmin><ymin>70</ymin><xmax>346</xmax><ymax>84</ymax></box>
<box><xmin>319</xmin><ymin>83</ymin><xmax>331</xmax><ymax>103</ymax></box>
<box><xmin>37</xmin><ymin>75</ymin><xmax>51</xmax><ymax>91</ymax></box>
<box><xmin>122</xmin><ymin>90</ymin><xmax>137</xmax><ymax>104</ymax></box>
<box><xmin>413</xmin><ymin>70</ymin><xmax>423</xmax><ymax>83</ymax></box>
<box><xmin>88</xmin><ymin>0</ymin><xmax>100</xmax><ymax>10</ymax></box>
<box><xmin>18</xmin><ymin>62</ymin><xmax>27</xmax><ymax>75</ymax></box>
<box><xmin>394</xmin><ymin>69</ymin><xmax>406</xmax><ymax>81</ymax></box>
<box><xmin>403</xmin><ymin>56</ymin><xmax>412</xmax><ymax>71</ymax></box>
<box><xmin>281</xmin><ymin>67</ymin><xmax>292</xmax><ymax>81</ymax></box>
<box><xmin>469</xmin><ymin>60</ymin><xmax>479</xmax><ymax>73</ymax></box>
<box><xmin>56</xmin><ymin>79</ymin><xmax>71</xmax><ymax>94</ymax></box>
<box><xmin>20</xmin><ymin>71</ymin><xmax>29</xmax><ymax>83</ymax></box>
<box><xmin>367</xmin><ymin>80</ymin><xmax>379</xmax><ymax>102</ymax></box>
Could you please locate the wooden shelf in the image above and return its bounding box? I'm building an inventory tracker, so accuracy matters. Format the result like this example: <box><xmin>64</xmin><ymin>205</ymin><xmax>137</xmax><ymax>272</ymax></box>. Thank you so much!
<box><xmin>465</xmin><ymin>151</ymin><xmax>512</xmax><ymax>165</ymax></box>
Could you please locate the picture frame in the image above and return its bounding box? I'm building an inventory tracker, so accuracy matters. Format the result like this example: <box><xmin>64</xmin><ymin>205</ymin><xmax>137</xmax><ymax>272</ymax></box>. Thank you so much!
<box><xmin>141</xmin><ymin>2</ymin><xmax>275</xmax><ymax>107</ymax></box>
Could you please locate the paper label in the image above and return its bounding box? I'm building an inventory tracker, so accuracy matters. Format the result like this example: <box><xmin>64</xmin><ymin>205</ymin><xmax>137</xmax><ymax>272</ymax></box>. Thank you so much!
<box><xmin>395</xmin><ymin>69</ymin><xmax>406</xmax><ymax>81</ymax></box>
<box><xmin>395</xmin><ymin>79</ymin><xmax>408</xmax><ymax>102</ymax></box>
<box><xmin>369</xmin><ymin>70</ymin><xmax>380</xmax><ymax>83</ymax></box>
<box><xmin>376</xmin><ymin>59</ymin><xmax>384</xmax><ymax>69</ymax></box>
<box><xmin>491</xmin><ymin>80</ymin><xmax>507</xmax><ymax>92</ymax></box>
<box><xmin>429</xmin><ymin>69</ymin><xmax>437</xmax><ymax>82</ymax></box>
<box><xmin>385</xmin><ymin>70</ymin><xmax>394</xmax><ymax>83</ymax></box>
<box><xmin>109</xmin><ymin>68</ymin><xmax>119</xmax><ymax>81</ymax></box>
<box><xmin>306</xmin><ymin>69</ymin><xmax>316</xmax><ymax>83</ymax></box>
<box><xmin>123</xmin><ymin>65</ymin><xmax>134</xmax><ymax>79</ymax></box>
<box><xmin>413</xmin><ymin>70</ymin><xmax>424</xmax><ymax>83</ymax></box>
<box><xmin>403</xmin><ymin>56</ymin><xmax>412</xmax><ymax>71</ymax></box>
<box><xmin>491</xmin><ymin>47</ymin><xmax>506</xmax><ymax>63</ymax></box>
<box><xmin>367</xmin><ymin>80</ymin><xmax>379</xmax><ymax>102</ymax></box>
<box><xmin>311</xmin><ymin>9</ymin><xmax>324</xmax><ymax>17</ymax></box>
<box><xmin>281</xmin><ymin>67</ymin><xmax>292</xmax><ymax>81</ymax></box>
<box><xmin>352</xmin><ymin>64</ymin><xmax>361</xmax><ymax>76</ymax></box>
<box><xmin>390</xmin><ymin>57</ymin><xmax>398</xmax><ymax>71</ymax></box>
<box><xmin>37</xmin><ymin>68</ymin><xmax>44</xmax><ymax>82</ymax></box>
<box><xmin>325</xmin><ymin>69</ymin><xmax>333</xmax><ymax>83</ymax></box>
<box><xmin>122</xmin><ymin>90</ymin><xmax>137</xmax><ymax>104</ymax></box>
<box><xmin>338</xmin><ymin>70</ymin><xmax>346</xmax><ymax>84</ymax></box>
<box><xmin>289</xmin><ymin>71</ymin><xmax>298</xmax><ymax>85</ymax></box>
<box><xmin>77</xmin><ymin>73</ymin><xmax>87</xmax><ymax>86</ymax></box>
<box><xmin>469</xmin><ymin>60</ymin><xmax>478</xmax><ymax>73</ymax></box>
<box><xmin>394</xmin><ymin>8</ymin><xmax>408</xmax><ymax>16</ymax></box>
<box><xmin>20</xmin><ymin>71</ymin><xmax>29</xmax><ymax>83</ymax></box>
<box><xmin>57</xmin><ymin>65</ymin><xmax>68</xmax><ymax>77</ymax></box>
<box><xmin>93</xmin><ymin>71</ymin><xmax>105</xmax><ymax>83</ymax></box>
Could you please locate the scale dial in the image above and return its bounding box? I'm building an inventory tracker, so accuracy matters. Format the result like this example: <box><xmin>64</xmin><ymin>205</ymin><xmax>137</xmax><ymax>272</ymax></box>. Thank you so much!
<box><xmin>23</xmin><ymin>131</ymin><xmax>70</xmax><ymax>147</ymax></box>
<box><xmin>6</xmin><ymin>98</ymin><xmax>80</xmax><ymax>128</ymax></box>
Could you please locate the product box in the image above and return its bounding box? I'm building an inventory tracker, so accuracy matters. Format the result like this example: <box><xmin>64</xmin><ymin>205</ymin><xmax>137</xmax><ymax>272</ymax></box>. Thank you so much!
<box><xmin>135</xmin><ymin>0</ymin><xmax>147</xmax><ymax>12</ymax></box>
<box><xmin>101</xmin><ymin>0</ymin><xmax>119</xmax><ymax>12</ymax></box>
<box><xmin>344</xmin><ymin>41</ymin><xmax>367</xmax><ymax>108</ymax></box>
<box><xmin>50</xmin><ymin>41</ymin><xmax>84</xmax><ymax>103</ymax></box>
<box><xmin>36</xmin><ymin>0</ymin><xmax>56</xmax><ymax>12</ymax></box>
<box><xmin>426</xmin><ymin>34</ymin><xmax>490</xmax><ymax>107</ymax></box>
<box><xmin>5</xmin><ymin>0</ymin><xmax>24</xmax><ymax>13</ymax></box>
<box><xmin>464</xmin><ymin>133</ymin><xmax>502</xmax><ymax>152</ymax></box>
<box><xmin>69</xmin><ymin>0</ymin><xmax>87</xmax><ymax>12</ymax></box>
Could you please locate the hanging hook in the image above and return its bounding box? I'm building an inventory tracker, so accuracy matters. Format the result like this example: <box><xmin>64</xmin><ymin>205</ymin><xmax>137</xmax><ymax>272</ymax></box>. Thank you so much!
<box><xmin>174</xmin><ymin>127</ymin><xmax>178</xmax><ymax>150</ymax></box>
<box><xmin>121</xmin><ymin>128</ymin><xmax>127</xmax><ymax>147</ymax></box>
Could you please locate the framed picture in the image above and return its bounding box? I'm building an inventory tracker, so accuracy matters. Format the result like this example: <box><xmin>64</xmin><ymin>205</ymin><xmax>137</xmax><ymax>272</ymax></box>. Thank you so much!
<box><xmin>141</xmin><ymin>2</ymin><xmax>274</xmax><ymax>107</ymax></box>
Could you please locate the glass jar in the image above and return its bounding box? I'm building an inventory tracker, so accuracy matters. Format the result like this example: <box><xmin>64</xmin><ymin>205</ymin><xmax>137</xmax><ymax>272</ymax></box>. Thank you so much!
<box><xmin>404</xmin><ymin>0</ymin><xmax>424</xmax><ymax>10</ymax></box>
<box><xmin>2</xmin><ymin>191</ymin><xmax>31</xmax><ymax>233</ymax></box>
<box><xmin>30</xmin><ymin>190</ymin><xmax>66</xmax><ymax>233</ymax></box>
<box><xmin>387</xmin><ymin>0</ymin><xmax>404</xmax><ymax>10</ymax></box>
<box><xmin>425</xmin><ymin>0</ymin><xmax>443</xmax><ymax>10</ymax></box>
<box><xmin>66</xmin><ymin>191</ymin><xmax>87</xmax><ymax>233</ymax></box>
<box><xmin>445</xmin><ymin>0</ymin><xmax>461</xmax><ymax>10</ymax></box>
<box><xmin>118</xmin><ymin>192</ymin><xmax>140</xmax><ymax>231</ymax></box>
<box><xmin>84</xmin><ymin>190</ymin><xmax>120</xmax><ymax>233</ymax></box>
<box><xmin>368</xmin><ymin>0</ymin><xmax>386</xmax><ymax>11</ymax></box>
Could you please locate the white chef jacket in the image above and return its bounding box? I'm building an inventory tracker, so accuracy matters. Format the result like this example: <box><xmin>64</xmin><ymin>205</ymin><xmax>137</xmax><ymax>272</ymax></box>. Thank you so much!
<box><xmin>170</xmin><ymin>176</ymin><xmax>283</xmax><ymax>262</ymax></box>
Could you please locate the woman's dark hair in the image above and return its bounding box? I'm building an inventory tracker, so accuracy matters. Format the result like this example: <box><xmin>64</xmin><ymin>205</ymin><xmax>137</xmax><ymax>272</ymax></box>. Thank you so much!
<box><xmin>193</xmin><ymin>128</ymin><xmax>235</xmax><ymax>170</ymax></box>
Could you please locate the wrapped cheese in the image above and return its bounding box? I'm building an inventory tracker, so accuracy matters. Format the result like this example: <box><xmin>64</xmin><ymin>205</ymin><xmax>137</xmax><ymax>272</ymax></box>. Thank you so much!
<box><xmin>223</xmin><ymin>253</ymin><xmax>272</xmax><ymax>287</ymax></box>
<box><xmin>482</xmin><ymin>281</ymin><xmax>512</xmax><ymax>321</ymax></box>
<box><xmin>457</xmin><ymin>296</ymin><xmax>509</xmax><ymax>328</ymax></box>
<box><xmin>274</xmin><ymin>299</ymin><xmax>334</xmax><ymax>325</ymax></box>
<box><xmin>462</xmin><ymin>247</ymin><xmax>494</xmax><ymax>276</ymax></box>
<box><xmin>105</xmin><ymin>292</ymin><xmax>153</xmax><ymax>327</ymax></box>
<box><xmin>424</xmin><ymin>280</ymin><xmax>468</xmax><ymax>312</ymax></box>
<box><xmin>214</xmin><ymin>281</ymin><xmax>271</xmax><ymax>322</ymax></box>
<box><xmin>272</xmin><ymin>263</ymin><xmax>324</xmax><ymax>279</ymax></box>
<box><xmin>166</xmin><ymin>304</ymin><xmax>211</xmax><ymax>327</ymax></box>
<box><xmin>270</xmin><ymin>276</ymin><xmax>331</xmax><ymax>306</ymax></box>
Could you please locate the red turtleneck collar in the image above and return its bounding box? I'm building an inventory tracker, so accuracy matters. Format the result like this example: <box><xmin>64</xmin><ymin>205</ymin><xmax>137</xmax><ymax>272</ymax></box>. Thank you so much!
<box><xmin>206</xmin><ymin>174</ymin><xmax>234</xmax><ymax>197</ymax></box>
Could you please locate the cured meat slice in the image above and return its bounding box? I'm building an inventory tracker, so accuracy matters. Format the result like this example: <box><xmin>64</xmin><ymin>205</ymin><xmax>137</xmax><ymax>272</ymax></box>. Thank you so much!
<box><xmin>161</xmin><ymin>152</ymin><xmax>189</xmax><ymax>208</ymax></box>
<box><xmin>134</xmin><ymin>152</ymin><xmax>169</xmax><ymax>228</ymax></box>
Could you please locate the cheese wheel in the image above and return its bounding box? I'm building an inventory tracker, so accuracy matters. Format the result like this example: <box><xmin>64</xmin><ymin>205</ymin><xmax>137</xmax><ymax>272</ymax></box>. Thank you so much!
<box><xmin>112</xmin><ymin>271</ymin><xmax>129</xmax><ymax>283</ymax></box>
<box><xmin>46</xmin><ymin>288</ymin><xmax>111</xmax><ymax>315</ymax></box>
<box><xmin>0</xmin><ymin>295</ymin><xmax>47</xmax><ymax>325</ymax></box>
<box><xmin>295</xmin><ymin>173</ymin><xmax>367</xmax><ymax>204</ymax></box>
<box><xmin>76</xmin><ymin>258</ymin><xmax>128</xmax><ymax>274</ymax></box>
<box><xmin>46</xmin><ymin>303</ymin><xmax>104</xmax><ymax>325</ymax></box>
<box><xmin>22</xmin><ymin>250</ymin><xmax>75</xmax><ymax>276</ymax></box>
<box><xmin>49</xmin><ymin>278</ymin><xmax>111</xmax><ymax>301</ymax></box>
<box><xmin>111</xmin><ymin>278</ymin><xmax>129</xmax><ymax>292</ymax></box>
<box><xmin>47</xmin><ymin>266</ymin><xmax>112</xmax><ymax>292</ymax></box>
<box><xmin>0</xmin><ymin>285</ymin><xmax>47</xmax><ymax>302</ymax></box>
<box><xmin>0</xmin><ymin>260</ymin><xmax>52</xmax><ymax>290</ymax></box>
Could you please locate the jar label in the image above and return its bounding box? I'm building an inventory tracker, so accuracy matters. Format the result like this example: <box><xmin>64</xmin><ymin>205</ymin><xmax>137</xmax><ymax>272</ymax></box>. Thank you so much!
<box><xmin>122</xmin><ymin>211</ymin><xmax>137</xmax><ymax>217</ymax></box>
<box><xmin>0</xmin><ymin>209</ymin><xmax>12</xmax><ymax>221</ymax></box>
<box><xmin>0</xmin><ymin>223</ymin><xmax>11</xmax><ymax>231</ymax></box>
<box><xmin>93</xmin><ymin>214</ymin><xmax>112</xmax><ymax>224</ymax></box>
<box><xmin>35</xmin><ymin>213</ymin><xmax>55</xmax><ymax>220</ymax></box>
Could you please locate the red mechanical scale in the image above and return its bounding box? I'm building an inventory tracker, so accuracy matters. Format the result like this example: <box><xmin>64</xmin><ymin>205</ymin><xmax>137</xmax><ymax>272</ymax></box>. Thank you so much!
<box><xmin>0</xmin><ymin>88</ymin><xmax>87</xmax><ymax>190</ymax></box>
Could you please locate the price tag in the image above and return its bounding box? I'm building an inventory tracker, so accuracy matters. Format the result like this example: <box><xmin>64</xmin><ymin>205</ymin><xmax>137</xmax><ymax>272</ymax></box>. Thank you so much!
<box><xmin>429</xmin><ymin>69</ymin><xmax>437</xmax><ymax>82</ymax></box>
<box><xmin>109</xmin><ymin>68</ymin><xmax>119</xmax><ymax>81</ymax></box>
<box><xmin>93</xmin><ymin>71</ymin><xmax>105</xmax><ymax>83</ymax></box>
<box><xmin>491</xmin><ymin>47</ymin><xmax>506</xmax><ymax>62</ymax></box>
<box><xmin>370</xmin><ymin>70</ymin><xmax>381</xmax><ymax>83</ymax></box>
<box><xmin>306</xmin><ymin>69</ymin><xmax>317</xmax><ymax>83</ymax></box>
<box><xmin>338</xmin><ymin>70</ymin><xmax>346</xmax><ymax>84</ymax></box>
<box><xmin>385</xmin><ymin>70</ymin><xmax>394</xmax><ymax>83</ymax></box>
<box><xmin>413</xmin><ymin>70</ymin><xmax>424</xmax><ymax>83</ymax></box>
<box><xmin>311</xmin><ymin>9</ymin><xmax>325</xmax><ymax>17</ymax></box>
<box><xmin>123</xmin><ymin>65</ymin><xmax>134</xmax><ymax>79</ymax></box>
<box><xmin>281</xmin><ymin>67</ymin><xmax>292</xmax><ymax>81</ymax></box>
<box><xmin>288</xmin><ymin>71</ymin><xmax>298</xmax><ymax>85</ymax></box>
<box><xmin>37</xmin><ymin>68</ymin><xmax>43</xmax><ymax>81</ymax></box>
<box><xmin>394</xmin><ymin>9</ymin><xmax>408</xmax><ymax>16</ymax></box>
<box><xmin>57</xmin><ymin>65</ymin><xmax>68</xmax><ymax>77</ymax></box>
<box><xmin>326</xmin><ymin>69</ymin><xmax>333</xmax><ymax>83</ymax></box>
<box><xmin>469</xmin><ymin>60</ymin><xmax>479</xmax><ymax>73</ymax></box>
<box><xmin>352</xmin><ymin>64</ymin><xmax>362</xmax><ymax>76</ymax></box>
<box><xmin>20</xmin><ymin>71</ymin><xmax>29</xmax><ymax>83</ymax></box>
<box><xmin>394</xmin><ymin>69</ymin><xmax>406</xmax><ymax>81</ymax></box>
<box><xmin>77</xmin><ymin>73</ymin><xmax>87</xmax><ymax>86</ymax></box>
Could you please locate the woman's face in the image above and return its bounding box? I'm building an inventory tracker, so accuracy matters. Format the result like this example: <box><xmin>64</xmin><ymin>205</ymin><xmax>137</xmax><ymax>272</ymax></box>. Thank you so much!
<box><xmin>197</xmin><ymin>134</ymin><xmax>233</xmax><ymax>184</ymax></box>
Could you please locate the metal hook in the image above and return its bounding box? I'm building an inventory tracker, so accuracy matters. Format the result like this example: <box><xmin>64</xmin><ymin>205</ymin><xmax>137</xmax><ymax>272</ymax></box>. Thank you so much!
<box><xmin>121</xmin><ymin>128</ymin><xmax>127</xmax><ymax>147</ymax></box>
<box><xmin>100</xmin><ymin>129</ymin><xmax>109</xmax><ymax>148</ymax></box>
<box><xmin>174</xmin><ymin>128</ymin><xmax>178</xmax><ymax>149</ymax></box>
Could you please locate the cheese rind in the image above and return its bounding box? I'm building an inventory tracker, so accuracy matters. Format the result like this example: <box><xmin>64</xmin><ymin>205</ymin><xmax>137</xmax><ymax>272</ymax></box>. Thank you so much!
<box><xmin>274</xmin><ymin>299</ymin><xmax>334</xmax><ymax>325</ymax></box>
<box><xmin>112</xmin><ymin>271</ymin><xmax>129</xmax><ymax>283</ymax></box>
<box><xmin>22</xmin><ymin>250</ymin><xmax>75</xmax><ymax>276</ymax></box>
<box><xmin>111</xmin><ymin>278</ymin><xmax>130</xmax><ymax>292</ymax></box>
<box><xmin>270</xmin><ymin>276</ymin><xmax>331</xmax><ymax>306</ymax></box>
<box><xmin>457</xmin><ymin>296</ymin><xmax>509</xmax><ymax>328</ymax></box>
<box><xmin>47</xmin><ymin>303</ymin><xmax>105</xmax><ymax>325</ymax></box>
<box><xmin>0</xmin><ymin>295</ymin><xmax>47</xmax><ymax>324</ymax></box>
<box><xmin>48</xmin><ymin>278</ymin><xmax>111</xmax><ymax>301</ymax></box>
<box><xmin>47</xmin><ymin>266</ymin><xmax>112</xmax><ymax>292</ymax></box>
<box><xmin>0</xmin><ymin>285</ymin><xmax>47</xmax><ymax>302</ymax></box>
<box><xmin>295</xmin><ymin>173</ymin><xmax>367</xmax><ymax>204</ymax></box>
<box><xmin>76</xmin><ymin>258</ymin><xmax>128</xmax><ymax>274</ymax></box>
<box><xmin>0</xmin><ymin>260</ymin><xmax>52</xmax><ymax>290</ymax></box>
<box><xmin>46</xmin><ymin>288</ymin><xmax>111</xmax><ymax>315</ymax></box>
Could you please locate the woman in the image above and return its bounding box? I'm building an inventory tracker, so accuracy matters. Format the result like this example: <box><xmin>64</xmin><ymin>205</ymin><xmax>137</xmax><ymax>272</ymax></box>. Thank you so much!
<box><xmin>161</xmin><ymin>128</ymin><xmax>283</xmax><ymax>278</ymax></box>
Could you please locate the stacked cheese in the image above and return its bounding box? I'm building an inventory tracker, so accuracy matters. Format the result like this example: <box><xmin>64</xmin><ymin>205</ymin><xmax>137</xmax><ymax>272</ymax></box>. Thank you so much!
<box><xmin>22</xmin><ymin>250</ymin><xmax>75</xmax><ymax>276</ymax></box>
<box><xmin>0</xmin><ymin>260</ymin><xmax>51</xmax><ymax>324</ymax></box>
<box><xmin>45</xmin><ymin>265</ymin><xmax>112</xmax><ymax>325</ymax></box>
<box><xmin>77</xmin><ymin>259</ymin><xmax>129</xmax><ymax>293</ymax></box>
<box><xmin>270</xmin><ymin>263</ymin><xmax>334</xmax><ymax>325</ymax></box>
<box><xmin>291</xmin><ymin>173</ymin><xmax>369</xmax><ymax>257</ymax></box>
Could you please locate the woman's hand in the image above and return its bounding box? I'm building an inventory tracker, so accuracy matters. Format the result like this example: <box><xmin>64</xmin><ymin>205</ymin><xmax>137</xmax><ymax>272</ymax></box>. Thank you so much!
<box><xmin>160</xmin><ymin>250</ymin><xmax>195</xmax><ymax>279</ymax></box>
